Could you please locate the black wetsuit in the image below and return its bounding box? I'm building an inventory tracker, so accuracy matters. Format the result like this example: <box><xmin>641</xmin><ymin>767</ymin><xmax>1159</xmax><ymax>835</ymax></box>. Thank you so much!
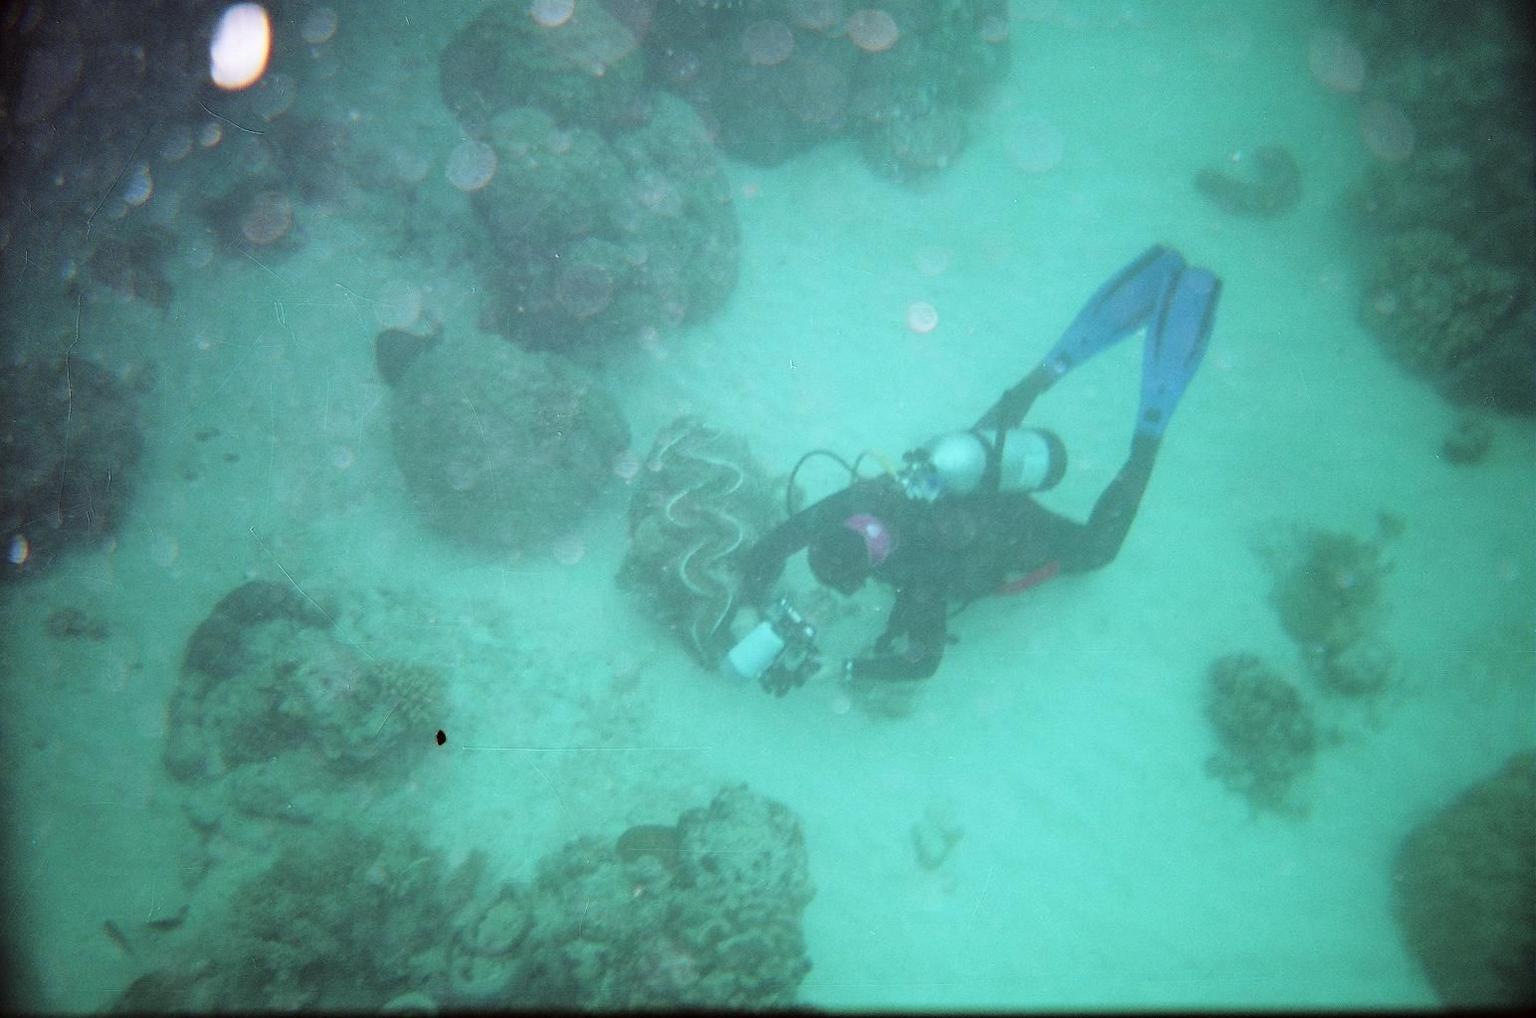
<box><xmin>738</xmin><ymin>432</ymin><xmax>1160</xmax><ymax>682</ymax></box>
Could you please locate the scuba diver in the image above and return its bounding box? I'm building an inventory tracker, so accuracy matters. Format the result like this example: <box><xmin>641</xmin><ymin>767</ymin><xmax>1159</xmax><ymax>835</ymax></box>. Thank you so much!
<box><xmin>724</xmin><ymin>244</ymin><xmax>1222</xmax><ymax>694</ymax></box>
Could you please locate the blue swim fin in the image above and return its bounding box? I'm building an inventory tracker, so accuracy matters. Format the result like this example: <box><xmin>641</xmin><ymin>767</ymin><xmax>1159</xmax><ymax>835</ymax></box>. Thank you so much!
<box><xmin>1040</xmin><ymin>244</ymin><xmax>1187</xmax><ymax>379</ymax></box>
<box><xmin>975</xmin><ymin>245</ymin><xmax>1189</xmax><ymax>432</ymax></box>
<box><xmin>1137</xmin><ymin>266</ymin><xmax>1221</xmax><ymax>437</ymax></box>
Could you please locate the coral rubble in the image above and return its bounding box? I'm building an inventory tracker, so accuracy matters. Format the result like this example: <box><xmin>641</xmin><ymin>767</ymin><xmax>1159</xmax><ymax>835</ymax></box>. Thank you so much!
<box><xmin>165</xmin><ymin>581</ymin><xmax>446</xmax><ymax>812</ymax></box>
<box><xmin>1265</xmin><ymin>520</ymin><xmax>1400</xmax><ymax>698</ymax></box>
<box><xmin>1203</xmin><ymin>653</ymin><xmax>1319</xmax><ymax>817</ymax></box>
<box><xmin>116</xmin><ymin>785</ymin><xmax>816</xmax><ymax>1010</ymax></box>
<box><xmin>449</xmin><ymin>784</ymin><xmax>815</xmax><ymax>1008</ymax></box>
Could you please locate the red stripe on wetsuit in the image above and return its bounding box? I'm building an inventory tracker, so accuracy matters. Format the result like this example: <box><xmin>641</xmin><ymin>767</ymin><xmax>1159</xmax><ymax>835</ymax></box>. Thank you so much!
<box><xmin>996</xmin><ymin>559</ymin><xmax>1060</xmax><ymax>596</ymax></box>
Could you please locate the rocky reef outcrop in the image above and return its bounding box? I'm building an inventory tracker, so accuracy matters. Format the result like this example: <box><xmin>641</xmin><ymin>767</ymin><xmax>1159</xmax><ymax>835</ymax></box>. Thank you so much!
<box><xmin>389</xmin><ymin>332</ymin><xmax>629</xmax><ymax>551</ymax></box>
<box><xmin>1</xmin><ymin>352</ymin><xmax>142</xmax><ymax>580</ymax></box>
<box><xmin>114</xmin><ymin>785</ymin><xmax>816</xmax><ymax>1011</ymax></box>
<box><xmin>1392</xmin><ymin>751</ymin><xmax>1536</xmax><ymax>1007</ymax></box>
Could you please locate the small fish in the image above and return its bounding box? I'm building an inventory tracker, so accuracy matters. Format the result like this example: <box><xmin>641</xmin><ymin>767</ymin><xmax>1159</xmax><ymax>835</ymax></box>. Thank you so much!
<box><xmin>1195</xmin><ymin>144</ymin><xmax>1301</xmax><ymax>219</ymax></box>
<box><xmin>145</xmin><ymin>904</ymin><xmax>189</xmax><ymax>932</ymax></box>
<box><xmin>102</xmin><ymin>919</ymin><xmax>136</xmax><ymax>958</ymax></box>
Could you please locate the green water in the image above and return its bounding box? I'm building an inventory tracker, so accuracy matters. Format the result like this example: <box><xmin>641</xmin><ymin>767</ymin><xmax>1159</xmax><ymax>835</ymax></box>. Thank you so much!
<box><xmin>2</xmin><ymin>0</ymin><xmax>1531</xmax><ymax>1010</ymax></box>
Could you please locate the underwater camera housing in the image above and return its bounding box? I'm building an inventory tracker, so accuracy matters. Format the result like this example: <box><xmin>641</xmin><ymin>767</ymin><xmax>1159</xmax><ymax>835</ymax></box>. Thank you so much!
<box><xmin>724</xmin><ymin>597</ymin><xmax>821</xmax><ymax>694</ymax></box>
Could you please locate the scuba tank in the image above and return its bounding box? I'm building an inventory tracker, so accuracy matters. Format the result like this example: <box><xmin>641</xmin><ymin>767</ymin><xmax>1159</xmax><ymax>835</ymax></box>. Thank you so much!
<box><xmin>900</xmin><ymin>426</ymin><xmax>1066</xmax><ymax>501</ymax></box>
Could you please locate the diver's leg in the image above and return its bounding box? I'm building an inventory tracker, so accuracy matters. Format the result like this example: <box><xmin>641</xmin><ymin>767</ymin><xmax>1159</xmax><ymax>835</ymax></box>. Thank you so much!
<box><xmin>975</xmin><ymin>245</ymin><xmax>1187</xmax><ymax>431</ymax></box>
<box><xmin>1137</xmin><ymin>266</ymin><xmax>1221</xmax><ymax>438</ymax></box>
<box><xmin>1060</xmin><ymin>266</ymin><xmax>1221</xmax><ymax>570</ymax></box>
<box><xmin>990</xmin><ymin>430</ymin><xmax>1160</xmax><ymax>578</ymax></box>
<box><xmin>1060</xmin><ymin>432</ymin><xmax>1159</xmax><ymax>572</ymax></box>
<box><xmin>1056</xmin><ymin>266</ymin><xmax>1222</xmax><ymax>572</ymax></box>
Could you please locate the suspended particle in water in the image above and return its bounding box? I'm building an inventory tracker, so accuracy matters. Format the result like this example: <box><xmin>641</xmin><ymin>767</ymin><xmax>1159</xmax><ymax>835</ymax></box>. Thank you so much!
<box><xmin>121</xmin><ymin>163</ymin><xmax>153</xmax><ymax>207</ymax></box>
<box><xmin>551</xmin><ymin>534</ymin><xmax>586</xmax><ymax>566</ymax></box>
<box><xmin>149</xmin><ymin>532</ymin><xmax>180</xmax><ymax>567</ymax></box>
<box><xmin>160</xmin><ymin>125</ymin><xmax>194</xmax><ymax>162</ymax></box>
<box><xmin>239</xmin><ymin>190</ymin><xmax>293</xmax><ymax>246</ymax></box>
<box><xmin>301</xmin><ymin>6</ymin><xmax>339</xmax><ymax>45</ymax></box>
<box><xmin>639</xmin><ymin>325</ymin><xmax>668</xmax><ymax>361</ymax></box>
<box><xmin>530</xmin><ymin>0</ymin><xmax>576</xmax><ymax>29</ymax></box>
<box><xmin>373</xmin><ymin>282</ymin><xmax>423</xmax><ymax>330</ymax></box>
<box><xmin>1008</xmin><ymin>113</ymin><xmax>1065</xmax><ymax>173</ymax></box>
<box><xmin>789</xmin><ymin>0</ymin><xmax>843</xmax><ymax>32</ymax></box>
<box><xmin>980</xmin><ymin>14</ymin><xmax>1009</xmax><ymax>43</ymax></box>
<box><xmin>446</xmin><ymin>140</ymin><xmax>497</xmax><ymax>192</ymax></box>
<box><xmin>544</xmin><ymin>128</ymin><xmax>574</xmax><ymax>155</ymax></box>
<box><xmin>634</xmin><ymin>170</ymin><xmax>675</xmax><ymax>212</ymax></box>
<box><xmin>7</xmin><ymin>535</ymin><xmax>29</xmax><ymax>566</ymax></box>
<box><xmin>556</xmin><ymin>262</ymin><xmax>615</xmax><ymax>319</ymax></box>
<box><xmin>250</xmin><ymin>71</ymin><xmax>297</xmax><ymax>120</ymax></box>
<box><xmin>906</xmin><ymin>301</ymin><xmax>939</xmax><ymax>334</ymax></box>
<box><xmin>742</xmin><ymin>20</ymin><xmax>795</xmax><ymax>67</ymax></box>
<box><xmin>1361</xmin><ymin>99</ymin><xmax>1414</xmax><ymax>163</ymax></box>
<box><xmin>846</xmin><ymin>9</ymin><xmax>899</xmax><ymax>53</ymax></box>
<box><xmin>915</xmin><ymin>246</ymin><xmax>951</xmax><ymax>277</ymax></box>
<box><xmin>392</xmin><ymin>146</ymin><xmax>432</xmax><ymax>185</ymax></box>
<box><xmin>1307</xmin><ymin>29</ymin><xmax>1364</xmax><ymax>93</ymax></box>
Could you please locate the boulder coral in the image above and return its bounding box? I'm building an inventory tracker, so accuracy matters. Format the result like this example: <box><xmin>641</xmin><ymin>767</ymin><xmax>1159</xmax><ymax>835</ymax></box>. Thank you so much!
<box><xmin>1345</xmin><ymin>1</ymin><xmax>1535</xmax><ymax>413</ymax></box>
<box><xmin>389</xmin><ymin>332</ymin><xmax>629</xmax><ymax>551</ymax></box>
<box><xmin>1392</xmin><ymin>751</ymin><xmax>1536</xmax><ymax>1007</ymax></box>
<box><xmin>1</xmin><ymin>352</ymin><xmax>142</xmax><ymax>580</ymax></box>
<box><xmin>642</xmin><ymin>0</ymin><xmax>1011</xmax><ymax>182</ymax></box>
<box><xmin>468</xmin><ymin>95</ymin><xmax>739</xmax><ymax>353</ymax></box>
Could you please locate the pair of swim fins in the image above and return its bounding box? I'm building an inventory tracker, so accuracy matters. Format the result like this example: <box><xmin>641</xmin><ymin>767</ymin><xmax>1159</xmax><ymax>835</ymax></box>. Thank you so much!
<box><xmin>1040</xmin><ymin>244</ymin><xmax>1223</xmax><ymax>438</ymax></box>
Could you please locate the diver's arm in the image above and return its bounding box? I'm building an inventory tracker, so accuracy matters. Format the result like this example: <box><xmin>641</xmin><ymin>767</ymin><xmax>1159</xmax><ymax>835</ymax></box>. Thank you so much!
<box><xmin>844</xmin><ymin>585</ymin><xmax>946</xmax><ymax>681</ymax></box>
<box><xmin>738</xmin><ymin>484</ymin><xmax>872</xmax><ymax>606</ymax></box>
